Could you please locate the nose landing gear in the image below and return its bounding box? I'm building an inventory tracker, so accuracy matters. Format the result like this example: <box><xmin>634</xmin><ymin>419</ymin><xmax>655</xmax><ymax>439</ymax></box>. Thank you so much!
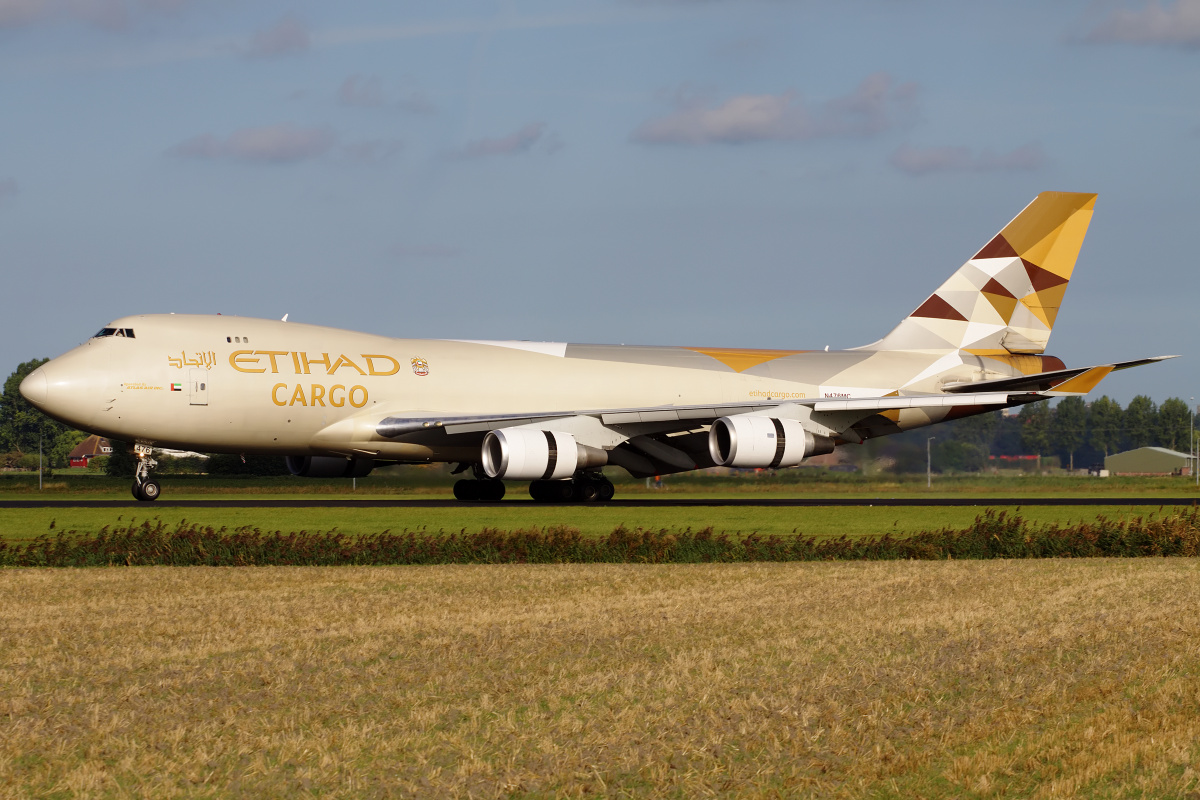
<box><xmin>131</xmin><ymin>443</ymin><xmax>161</xmax><ymax>502</ymax></box>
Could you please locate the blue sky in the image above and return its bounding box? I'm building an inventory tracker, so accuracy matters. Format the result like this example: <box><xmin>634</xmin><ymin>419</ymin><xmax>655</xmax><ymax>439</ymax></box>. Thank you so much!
<box><xmin>2</xmin><ymin>0</ymin><xmax>1198</xmax><ymax>404</ymax></box>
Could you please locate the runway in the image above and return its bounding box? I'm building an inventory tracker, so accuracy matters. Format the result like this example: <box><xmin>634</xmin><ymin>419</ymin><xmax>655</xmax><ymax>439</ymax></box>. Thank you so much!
<box><xmin>3</xmin><ymin>497</ymin><xmax>1198</xmax><ymax>509</ymax></box>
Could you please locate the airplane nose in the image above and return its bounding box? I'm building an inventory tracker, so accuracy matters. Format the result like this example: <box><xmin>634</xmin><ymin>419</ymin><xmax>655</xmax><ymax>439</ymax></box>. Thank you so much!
<box><xmin>19</xmin><ymin>368</ymin><xmax>48</xmax><ymax>408</ymax></box>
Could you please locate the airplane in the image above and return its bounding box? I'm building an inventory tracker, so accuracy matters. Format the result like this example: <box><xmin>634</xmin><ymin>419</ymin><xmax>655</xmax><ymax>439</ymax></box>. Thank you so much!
<box><xmin>19</xmin><ymin>191</ymin><xmax>1174</xmax><ymax>503</ymax></box>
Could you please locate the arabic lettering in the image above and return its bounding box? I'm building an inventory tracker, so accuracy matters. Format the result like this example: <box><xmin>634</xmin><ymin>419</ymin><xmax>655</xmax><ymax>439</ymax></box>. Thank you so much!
<box><xmin>167</xmin><ymin>350</ymin><xmax>217</xmax><ymax>369</ymax></box>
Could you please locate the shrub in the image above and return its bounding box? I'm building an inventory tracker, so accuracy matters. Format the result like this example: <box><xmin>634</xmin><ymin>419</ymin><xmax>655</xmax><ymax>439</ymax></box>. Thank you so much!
<box><xmin>4</xmin><ymin>509</ymin><xmax>1200</xmax><ymax>567</ymax></box>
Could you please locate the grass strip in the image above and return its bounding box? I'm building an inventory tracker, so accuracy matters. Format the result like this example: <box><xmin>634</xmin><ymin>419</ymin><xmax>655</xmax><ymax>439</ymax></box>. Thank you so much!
<box><xmin>5</xmin><ymin>508</ymin><xmax>1200</xmax><ymax>566</ymax></box>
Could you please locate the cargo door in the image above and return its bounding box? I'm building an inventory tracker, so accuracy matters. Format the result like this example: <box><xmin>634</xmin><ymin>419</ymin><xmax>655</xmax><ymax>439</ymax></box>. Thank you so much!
<box><xmin>189</xmin><ymin>368</ymin><xmax>209</xmax><ymax>406</ymax></box>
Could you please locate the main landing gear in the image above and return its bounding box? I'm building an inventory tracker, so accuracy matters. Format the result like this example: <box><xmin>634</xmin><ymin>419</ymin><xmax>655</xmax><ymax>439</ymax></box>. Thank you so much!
<box><xmin>131</xmin><ymin>443</ymin><xmax>161</xmax><ymax>502</ymax></box>
<box><xmin>452</xmin><ymin>478</ymin><xmax>506</xmax><ymax>502</ymax></box>
<box><xmin>450</xmin><ymin>468</ymin><xmax>616</xmax><ymax>503</ymax></box>
<box><xmin>529</xmin><ymin>472</ymin><xmax>615</xmax><ymax>503</ymax></box>
<box><xmin>453</xmin><ymin>464</ymin><xmax>507</xmax><ymax>501</ymax></box>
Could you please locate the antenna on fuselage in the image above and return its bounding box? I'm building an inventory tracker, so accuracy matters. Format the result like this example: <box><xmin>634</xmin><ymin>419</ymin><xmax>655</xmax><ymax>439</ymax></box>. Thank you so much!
<box><xmin>281</xmin><ymin>314</ymin><xmax>289</xmax><ymax>322</ymax></box>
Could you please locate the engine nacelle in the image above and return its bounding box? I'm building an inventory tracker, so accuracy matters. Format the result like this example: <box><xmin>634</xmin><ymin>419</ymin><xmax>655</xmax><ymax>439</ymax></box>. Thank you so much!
<box><xmin>481</xmin><ymin>429</ymin><xmax>606</xmax><ymax>480</ymax></box>
<box><xmin>708</xmin><ymin>415</ymin><xmax>835</xmax><ymax>469</ymax></box>
<box><xmin>285</xmin><ymin>455</ymin><xmax>375</xmax><ymax>478</ymax></box>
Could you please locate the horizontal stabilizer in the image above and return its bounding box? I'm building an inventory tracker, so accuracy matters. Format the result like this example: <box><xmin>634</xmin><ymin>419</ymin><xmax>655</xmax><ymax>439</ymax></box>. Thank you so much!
<box><xmin>942</xmin><ymin>355</ymin><xmax>1177</xmax><ymax>394</ymax></box>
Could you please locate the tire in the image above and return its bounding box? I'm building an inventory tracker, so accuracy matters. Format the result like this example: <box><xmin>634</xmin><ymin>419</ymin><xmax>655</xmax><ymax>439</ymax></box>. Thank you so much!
<box><xmin>529</xmin><ymin>481</ymin><xmax>549</xmax><ymax>502</ymax></box>
<box><xmin>138</xmin><ymin>480</ymin><xmax>161</xmax><ymax>502</ymax></box>
<box><xmin>453</xmin><ymin>479</ymin><xmax>480</xmax><ymax>501</ymax></box>
<box><xmin>576</xmin><ymin>481</ymin><xmax>600</xmax><ymax>503</ymax></box>
<box><xmin>479</xmin><ymin>481</ymin><xmax>506</xmax><ymax>502</ymax></box>
<box><xmin>131</xmin><ymin>481</ymin><xmax>143</xmax><ymax>501</ymax></box>
<box><xmin>598</xmin><ymin>480</ymin><xmax>615</xmax><ymax>501</ymax></box>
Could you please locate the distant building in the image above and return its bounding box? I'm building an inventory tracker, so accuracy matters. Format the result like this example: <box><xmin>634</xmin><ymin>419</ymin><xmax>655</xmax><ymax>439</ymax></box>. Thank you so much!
<box><xmin>1105</xmin><ymin>447</ymin><xmax>1195</xmax><ymax>476</ymax></box>
<box><xmin>67</xmin><ymin>435</ymin><xmax>112</xmax><ymax>468</ymax></box>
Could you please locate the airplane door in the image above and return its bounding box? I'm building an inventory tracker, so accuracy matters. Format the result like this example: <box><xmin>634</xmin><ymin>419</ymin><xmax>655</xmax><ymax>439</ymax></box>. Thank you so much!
<box><xmin>189</xmin><ymin>368</ymin><xmax>209</xmax><ymax>406</ymax></box>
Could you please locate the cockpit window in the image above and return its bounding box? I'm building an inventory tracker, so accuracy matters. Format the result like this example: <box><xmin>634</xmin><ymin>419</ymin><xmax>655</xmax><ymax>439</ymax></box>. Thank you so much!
<box><xmin>92</xmin><ymin>328</ymin><xmax>135</xmax><ymax>339</ymax></box>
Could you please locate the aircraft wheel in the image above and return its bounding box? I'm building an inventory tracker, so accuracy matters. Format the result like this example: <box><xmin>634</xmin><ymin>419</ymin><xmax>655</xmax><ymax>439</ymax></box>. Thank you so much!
<box><xmin>529</xmin><ymin>480</ymin><xmax>557</xmax><ymax>502</ymax></box>
<box><xmin>131</xmin><ymin>481</ymin><xmax>143</xmax><ymax>500</ymax></box>
<box><xmin>479</xmin><ymin>481</ymin><xmax>505</xmax><ymax>502</ymax></box>
<box><xmin>136</xmin><ymin>480</ymin><xmax>161</xmax><ymax>502</ymax></box>
<box><xmin>453</xmin><ymin>480</ymin><xmax>480</xmax><ymax>501</ymax></box>
<box><xmin>575</xmin><ymin>481</ymin><xmax>600</xmax><ymax>503</ymax></box>
<box><xmin>530</xmin><ymin>480</ymin><xmax>573</xmax><ymax>502</ymax></box>
<box><xmin>598</xmin><ymin>480</ymin><xmax>615</xmax><ymax>501</ymax></box>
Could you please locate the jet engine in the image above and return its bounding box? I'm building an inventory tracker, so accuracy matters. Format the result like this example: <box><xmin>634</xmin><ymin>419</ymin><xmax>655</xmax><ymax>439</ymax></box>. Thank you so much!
<box><xmin>481</xmin><ymin>429</ymin><xmax>607</xmax><ymax>480</ymax></box>
<box><xmin>285</xmin><ymin>455</ymin><xmax>375</xmax><ymax>478</ymax></box>
<box><xmin>708</xmin><ymin>416</ymin><xmax>835</xmax><ymax>469</ymax></box>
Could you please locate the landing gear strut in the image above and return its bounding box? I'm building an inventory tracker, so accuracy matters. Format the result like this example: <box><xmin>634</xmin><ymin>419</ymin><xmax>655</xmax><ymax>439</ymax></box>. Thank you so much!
<box><xmin>131</xmin><ymin>443</ymin><xmax>160</xmax><ymax>502</ymax></box>
<box><xmin>452</xmin><ymin>465</ymin><xmax>506</xmax><ymax>502</ymax></box>
<box><xmin>529</xmin><ymin>472</ymin><xmax>615</xmax><ymax>503</ymax></box>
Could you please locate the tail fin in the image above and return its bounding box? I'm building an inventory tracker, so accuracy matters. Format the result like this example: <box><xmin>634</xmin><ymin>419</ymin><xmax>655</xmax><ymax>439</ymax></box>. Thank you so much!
<box><xmin>868</xmin><ymin>191</ymin><xmax>1097</xmax><ymax>355</ymax></box>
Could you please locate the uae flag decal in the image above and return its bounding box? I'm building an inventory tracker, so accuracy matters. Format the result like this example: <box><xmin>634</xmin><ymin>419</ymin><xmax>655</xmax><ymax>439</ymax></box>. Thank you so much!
<box><xmin>171</xmin><ymin>383</ymin><xmax>182</xmax><ymax>392</ymax></box>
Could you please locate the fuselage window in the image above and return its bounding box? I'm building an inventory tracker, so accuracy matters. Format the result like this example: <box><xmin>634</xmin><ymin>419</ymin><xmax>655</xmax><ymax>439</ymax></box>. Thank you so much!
<box><xmin>123</xmin><ymin>329</ymin><xmax>135</xmax><ymax>338</ymax></box>
<box><xmin>226</xmin><ymin>337</ymin><xmax>231</xmax><ymax>343</ymax></box>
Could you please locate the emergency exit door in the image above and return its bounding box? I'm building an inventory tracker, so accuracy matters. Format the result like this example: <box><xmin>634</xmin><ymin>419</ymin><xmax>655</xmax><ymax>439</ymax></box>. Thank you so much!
<box><xmin>189</xmin><ymin>368</ymin><xmax>208</xmax><ymax>406</ymax></box>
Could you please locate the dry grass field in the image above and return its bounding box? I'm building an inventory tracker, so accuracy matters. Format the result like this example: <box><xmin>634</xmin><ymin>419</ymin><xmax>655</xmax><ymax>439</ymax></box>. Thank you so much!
<box><xmin>3</xmin><ymin>561</ymin><xmax>1200</xmax><ymax>798</ymax></box>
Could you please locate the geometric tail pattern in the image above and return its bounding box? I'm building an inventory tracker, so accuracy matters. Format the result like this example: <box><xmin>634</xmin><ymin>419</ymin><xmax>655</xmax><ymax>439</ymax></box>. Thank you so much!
<box><xmin>870</xmin><ymin>192</ymin><xmax>1097</xmax><ymax>355</ymax></box>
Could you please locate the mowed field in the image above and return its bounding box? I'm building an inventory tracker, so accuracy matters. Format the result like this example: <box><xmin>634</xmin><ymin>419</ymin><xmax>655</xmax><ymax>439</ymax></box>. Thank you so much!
<box><xmin>3</xmin><ymin>561</ymin><xmax>1199</xmax><ymax>798</ymax></box>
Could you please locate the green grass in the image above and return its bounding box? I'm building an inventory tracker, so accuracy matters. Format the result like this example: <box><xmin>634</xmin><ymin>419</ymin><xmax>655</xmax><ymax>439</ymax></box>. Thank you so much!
<box><xmin>2</xmin><ymin>470</ymin><xmax>1199</xmax><ymax>501</ymax></box>
<box><xmin>1</xmin><ymin>504</ymin><xmax>1194</xmax><ymax>543</ymax></box>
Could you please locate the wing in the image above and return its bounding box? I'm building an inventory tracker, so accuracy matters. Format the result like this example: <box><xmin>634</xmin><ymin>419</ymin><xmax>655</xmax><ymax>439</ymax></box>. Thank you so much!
<box><xmin>377</xmin><ymin>391</ymin><xmax>1042</xmax><ymax>439</ymax></box>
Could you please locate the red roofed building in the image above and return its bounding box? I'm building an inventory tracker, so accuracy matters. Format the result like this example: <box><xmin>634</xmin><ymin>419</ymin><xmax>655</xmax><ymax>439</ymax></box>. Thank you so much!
<box><xmin>68</xmin><ymin>435</ymin><xmax>112</xmax><ymax>468</ymax></box>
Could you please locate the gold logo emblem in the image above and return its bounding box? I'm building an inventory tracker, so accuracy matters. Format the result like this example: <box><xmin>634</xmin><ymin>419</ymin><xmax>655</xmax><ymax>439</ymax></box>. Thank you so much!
<box><xmin>411</xmin><ymin>357</ymin><xmax>429</xmax><ymax>377</ymax></box>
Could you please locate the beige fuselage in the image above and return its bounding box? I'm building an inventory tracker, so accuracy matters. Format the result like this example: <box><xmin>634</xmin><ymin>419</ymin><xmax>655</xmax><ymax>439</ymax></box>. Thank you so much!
<box><xmin>30</xmin><ymin>314</ymin><xmax>1031</xmax><ymax>463</ymax></box>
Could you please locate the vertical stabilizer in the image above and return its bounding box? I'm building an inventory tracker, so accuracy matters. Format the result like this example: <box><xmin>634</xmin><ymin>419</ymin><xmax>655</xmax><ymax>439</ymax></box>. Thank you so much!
<box><xmin>868</xmin><ymin>191</ymin><xmax>1097</xmax><ymax>354</ymax></box>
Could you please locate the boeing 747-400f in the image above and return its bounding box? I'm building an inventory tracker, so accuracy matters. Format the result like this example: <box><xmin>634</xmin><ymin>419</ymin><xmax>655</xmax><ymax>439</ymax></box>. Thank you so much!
<box><xmin>20</xmin><ymin>192</ymin><xmax>1174</xmax><ymax>502</ymax></box>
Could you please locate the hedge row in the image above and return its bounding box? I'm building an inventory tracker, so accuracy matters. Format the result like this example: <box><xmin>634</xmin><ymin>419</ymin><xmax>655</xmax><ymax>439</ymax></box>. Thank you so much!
<box><xmin>4</xmin><ymin>508</ymin><xmax>1200</xmax><ymax>567</ymax></box>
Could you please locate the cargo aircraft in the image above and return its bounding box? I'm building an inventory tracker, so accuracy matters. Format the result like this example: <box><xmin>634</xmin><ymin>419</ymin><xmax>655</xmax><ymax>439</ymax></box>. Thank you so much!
<box><xmin>20</xmin><ymin>192</ymin><xmax>1173</xmax><ymax>502</ymax></box>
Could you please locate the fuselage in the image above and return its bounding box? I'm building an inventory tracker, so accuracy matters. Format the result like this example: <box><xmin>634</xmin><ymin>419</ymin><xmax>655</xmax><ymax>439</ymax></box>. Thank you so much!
<box><xmin>19</xmin><ymin>313</ymin><xmax>1043</xmax><ymax>461</ymax></box>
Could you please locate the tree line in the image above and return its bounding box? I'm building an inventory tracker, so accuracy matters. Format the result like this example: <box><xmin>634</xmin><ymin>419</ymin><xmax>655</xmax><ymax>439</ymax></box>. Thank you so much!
<box><xmin>875</xmin><ymin>395</ymin><xmax>1196</xmax><ymax>473</ymax></box>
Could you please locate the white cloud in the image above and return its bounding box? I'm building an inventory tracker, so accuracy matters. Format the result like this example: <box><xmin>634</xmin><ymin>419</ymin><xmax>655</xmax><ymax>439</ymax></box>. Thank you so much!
<box><xmin>337</xmin><ymin>74</ymin><xmax>385</xmax><ymax>107</ymax></box>
<box><xmin>631</xmin><ymin>73</ymin><xmax>918</xmax><ymax>145</ymax></box>
<box><xmin>1083</xmin><ymin>0</ymin><xmax>1200</xmax><ymax>47</ymax></box>
<box><xmin>889</xmin><ymin>143</ymin><xmax>1046</xmax><ymax>175</ymax></box>
<box><xmin>339</xmin><ymin>139</ymin><xmax>404</xmax><ymax>165</ymax></box>
<box><xmin>452</xmin><ymin>123</ymin><xmax>547</xmax><ymax>158</ymax></box>
<box><xmin>336</xmin><ymin>76</ymin><xmax>436</xmax><ymax>114</ymax></box>
<box><xmin>169</xmin><ymin>125</ymin><xmax>336</xmax><ymax>163</ymax></box>
<box><xmin>245</xmin><ymin>14</ymin><xmax>310</xmax><ymax>58</ymax></box>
